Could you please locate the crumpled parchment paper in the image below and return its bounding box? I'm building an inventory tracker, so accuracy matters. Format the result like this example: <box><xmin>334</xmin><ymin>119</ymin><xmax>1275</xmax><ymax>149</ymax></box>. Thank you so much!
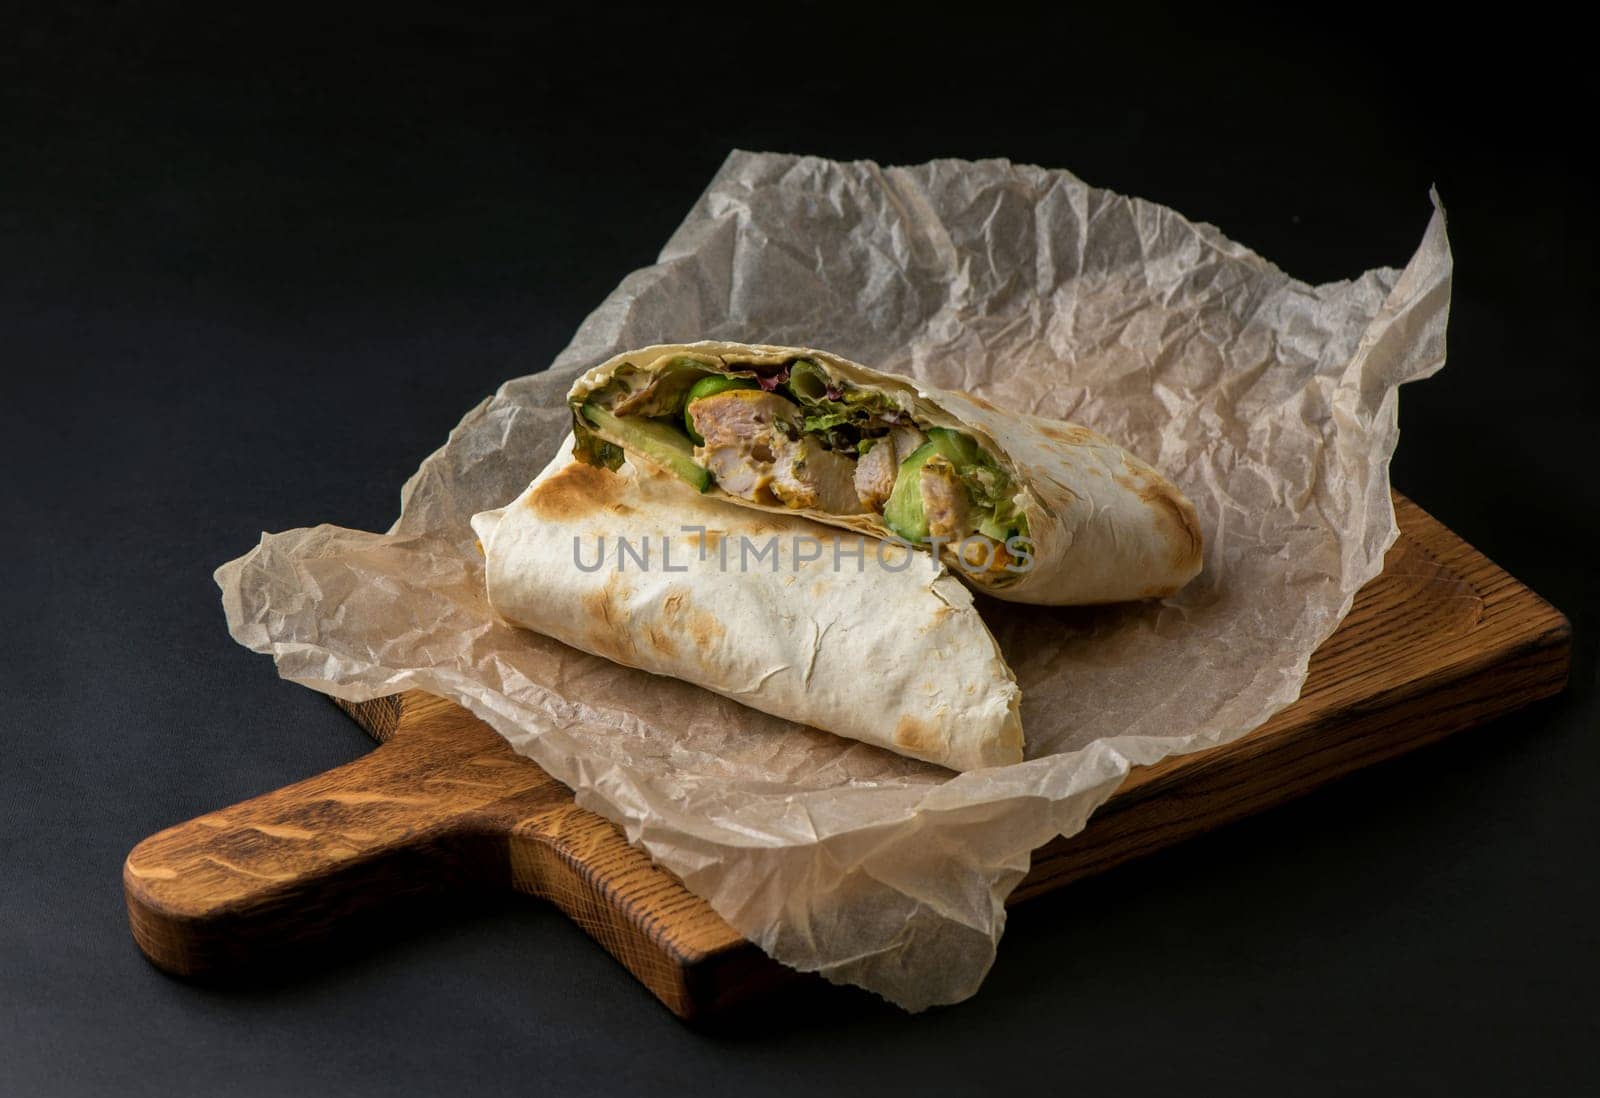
<box><xmin>216</xmin><ymin>151</ymin><xmax>1452</xmax><ymax>1010</ymax></box>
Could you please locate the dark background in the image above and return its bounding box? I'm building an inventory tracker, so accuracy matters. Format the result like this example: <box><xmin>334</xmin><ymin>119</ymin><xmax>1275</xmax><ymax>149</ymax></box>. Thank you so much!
<box><xmin>3</xmin><ymin>4</ymin><xmax>1595</xmax><ymax>1095</ymax></box>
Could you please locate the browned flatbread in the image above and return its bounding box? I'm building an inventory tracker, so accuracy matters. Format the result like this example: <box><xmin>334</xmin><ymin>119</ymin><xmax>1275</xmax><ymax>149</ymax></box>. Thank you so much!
<box><xmin>472</xmin><ymin>445</ymin><xmax>1024</xmax><ymax>771</ymax></box>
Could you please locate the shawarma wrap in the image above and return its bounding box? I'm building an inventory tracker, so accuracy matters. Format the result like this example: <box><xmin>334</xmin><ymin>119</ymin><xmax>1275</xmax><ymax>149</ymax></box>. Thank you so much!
<box><xmin>471</xmin><ymin>443</ymin><xmax>1024</xmax><ymax>772</ymax></box>
<box><xmin>566</xmin><ymin>342</ymin><xmax>1204</xmax><ymax>605</ymax></box>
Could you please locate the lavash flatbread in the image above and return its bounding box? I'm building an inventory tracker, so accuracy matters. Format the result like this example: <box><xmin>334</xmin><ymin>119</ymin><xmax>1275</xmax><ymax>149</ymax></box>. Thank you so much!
<box><xmin>471</xmin><ymin>443</ymin><xmax>1024</xmax><ymax>772</ymax></box>
<box><xmin>568</xmin><ymin>342</ymin><xmax>1204</xmax><ymax>605</ymax></box>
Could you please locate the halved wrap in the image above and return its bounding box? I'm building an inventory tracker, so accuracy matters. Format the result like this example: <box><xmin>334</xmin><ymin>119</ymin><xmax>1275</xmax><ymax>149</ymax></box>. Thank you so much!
<box><xmin>566</xmin><ymin>341</ymin><xmax>1204</xmax><ymax>605</ymax></box>
<box><xmin>470</xmin><ymin>443</ymin><xmax>1024</xmax><ymax>771</ymax></box>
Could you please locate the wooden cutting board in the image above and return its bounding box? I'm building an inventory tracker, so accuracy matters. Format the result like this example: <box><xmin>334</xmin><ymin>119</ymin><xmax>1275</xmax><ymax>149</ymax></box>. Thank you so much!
<box><xmin>124</xmin><ymin>494</ymin><xmax>1571</xmax><ymax>1020</ymax></box>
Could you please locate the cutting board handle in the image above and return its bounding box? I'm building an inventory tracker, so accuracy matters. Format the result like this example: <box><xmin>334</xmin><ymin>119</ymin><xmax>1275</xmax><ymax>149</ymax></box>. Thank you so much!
<box><xmin>123</xmin><ymin>692</ymin><xmax>758</xmax><ymax>1017</ymax></box>
<box><xmin>123</xmin><ymin>719</ymin><xmax>527</xmax><ymax>976</ymax></box>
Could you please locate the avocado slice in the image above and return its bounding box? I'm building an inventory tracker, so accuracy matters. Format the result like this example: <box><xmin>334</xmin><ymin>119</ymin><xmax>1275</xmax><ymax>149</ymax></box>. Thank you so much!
<box><xmin>882</xmin><ymin>441</ymin><xmax>938</xmax><ymax>541</ymax></box>
<box><xmin>581</xmin><ymin>403</ymin><xmax>711</xmax><ymax>492</ymax></box>
<box><xmin>884</xmin><ymin>431</ymin><xmax>980</xmax><ymax>542</ymax></box>
<box><xmin>683</xmin><ymin>375</ymin><xmax>758</xmax><ymax>443</ymax></box>
<box><xmin>887</xmin><ymin>431</ymin><xmax>1021</xmax><ymax>545</ymax></box>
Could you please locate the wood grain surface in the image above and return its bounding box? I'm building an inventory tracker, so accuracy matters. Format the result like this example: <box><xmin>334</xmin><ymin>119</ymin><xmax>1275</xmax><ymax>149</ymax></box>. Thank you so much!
<box><xmin>124</xmin><ymin>494</ymin><xmax>1571</xmax><ymax>1020</ymax></box>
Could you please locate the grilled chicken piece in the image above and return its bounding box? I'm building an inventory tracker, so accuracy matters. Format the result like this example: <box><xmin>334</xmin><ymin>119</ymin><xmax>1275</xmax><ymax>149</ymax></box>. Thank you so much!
<box><xmin>920</xmin><ymin>456</ymin><xmax>976</xmax><ymax>540</ymax></box>
<box><xmin>852</xmin><ymin>425</ymin><xmax>928</xmax><ymax>511</ymax></box>
<box><xmin>772</xmin><ymin>442</ymin><xmax>861</xmax><ymax>513</ymax></box>
<box><xmin>852</xmin><ymin>441</ymin><xmax>899</xmax><ymax>511</ymax></box>
<box><xmin>691</xmin><ymin>389</ymin><xmax>799</xmax><ymax>448</ymax></box>
<box><xmin>691</xmin><ymin>390</ymin><xmax>797</xmax><ymax>505</ymax></box>
<box><xmin>700</xmin><ymin>446</ymin><xmax>773</xmax><ymax>503</ymax></box>
<box><xmin>889</xmin><ymin>424</ymin><xmax>929</xmax><ymax>456</ymax></box>
<box><xmin>689</xmin><ymin>390</ymin><xmax>866</xmax><ymax>514</ymax></box>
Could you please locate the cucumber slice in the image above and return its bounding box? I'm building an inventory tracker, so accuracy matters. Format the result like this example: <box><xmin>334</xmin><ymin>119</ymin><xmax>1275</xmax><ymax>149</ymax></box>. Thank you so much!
<box><xmin>683</xmin><ymin>375</ymin><xmax>758</xmax><ymax>443</ymax></box>
<box><xmin>581</xmin><ymin>403</ymin><xmax>711</xmax><ymax>492</ymax></box>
